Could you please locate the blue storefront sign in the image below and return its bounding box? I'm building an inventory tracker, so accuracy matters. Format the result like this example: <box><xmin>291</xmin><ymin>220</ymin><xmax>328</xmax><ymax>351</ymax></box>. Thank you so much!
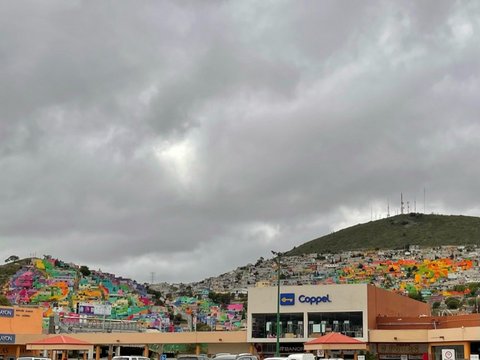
<box><xmin>0</xmin><ymin>308</ymin><xmax>14</xmax><ymax>317</ymax></box>
<box><xmin>0</xmin><ymin>334</ymin><xmax>16</xmax><ymax>344</ymax></box>
<box><xmin>280</xmin><ymin>293</ymin><xmax>295</xmax><ymax>306</ymax></box>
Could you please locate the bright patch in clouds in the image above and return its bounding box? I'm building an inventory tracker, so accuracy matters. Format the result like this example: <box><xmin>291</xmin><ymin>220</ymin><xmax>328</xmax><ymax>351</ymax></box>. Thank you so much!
<box><xmin>154</xmin><ymin>138</ymin><xmax>196</xmax><ymax>187</ymax></box>
<box><xmin>248</xmin><ymin>222</ymin><xmax>280</xmax><ymax>245</ymax></box>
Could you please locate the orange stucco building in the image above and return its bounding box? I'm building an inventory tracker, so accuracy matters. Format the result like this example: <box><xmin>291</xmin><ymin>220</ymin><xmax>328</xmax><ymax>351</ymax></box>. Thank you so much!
<box><xmin>0</xmin><ymin>306</ymin><xmax>43</xmax><ymax>360</ymax></box>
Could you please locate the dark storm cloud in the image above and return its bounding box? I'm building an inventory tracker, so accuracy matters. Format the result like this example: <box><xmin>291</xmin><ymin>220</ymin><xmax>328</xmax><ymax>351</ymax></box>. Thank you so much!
<box><xmin>1</xmin><ymin>1</ymin><xmax>479</xmax><ymax>282</ymax></box>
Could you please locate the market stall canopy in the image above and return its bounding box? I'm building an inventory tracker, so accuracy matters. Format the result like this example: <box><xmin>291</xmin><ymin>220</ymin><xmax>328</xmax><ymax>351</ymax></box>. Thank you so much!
<box><xmin>304</xmin><ymin>332</ymin><xmax>367</xmax><ymax>351</ymax></box>
<box><xmin>27</xmin><ymin>335</ymin><xmax>94</xmax><ymax>351</ymax></box>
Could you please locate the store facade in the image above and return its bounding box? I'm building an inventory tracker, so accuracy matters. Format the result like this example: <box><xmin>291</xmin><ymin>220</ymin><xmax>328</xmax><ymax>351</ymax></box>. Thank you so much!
<box><xmin>370</xmin><ymin>315</ymin><xmax>480</xmax><ymax>360</ymax></box>
<box><xmin>247</xmin><ymin>284</ymin><xmax>430</xmax><ymax>357</ymax></box>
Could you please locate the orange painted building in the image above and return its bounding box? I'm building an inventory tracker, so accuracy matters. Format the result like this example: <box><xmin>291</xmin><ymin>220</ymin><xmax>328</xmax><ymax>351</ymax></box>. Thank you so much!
<box><xmin>0</xmin><ymin>306</ymin><xmax>44</xmax><ymax>360</ymax></box>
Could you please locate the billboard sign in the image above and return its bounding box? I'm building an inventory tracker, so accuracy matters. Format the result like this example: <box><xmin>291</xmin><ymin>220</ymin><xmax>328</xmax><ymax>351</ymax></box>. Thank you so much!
<box><xmin>78</xmin><ymin>303</ymin><xmax>112</xmax><ymax>316</ymax></box>
<box><xmin>94</xmin><ymin>304</ymin><xmax>112</xmax><ymax>316</ymax></box>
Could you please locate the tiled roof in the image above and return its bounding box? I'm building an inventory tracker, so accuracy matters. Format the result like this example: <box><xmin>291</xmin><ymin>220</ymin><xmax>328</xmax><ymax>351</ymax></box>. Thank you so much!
<box><xmin>304</xmin><ymin>332</ymin><xmax>365</xmax><ymax>345</ymax></box>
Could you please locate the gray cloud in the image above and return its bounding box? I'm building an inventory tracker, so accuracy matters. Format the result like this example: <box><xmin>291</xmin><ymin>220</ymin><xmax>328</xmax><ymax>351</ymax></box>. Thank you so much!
<box><xmin>1</xmin><ymin>1</ymin><xmax>479</xmax><ymax>283</ymax></box>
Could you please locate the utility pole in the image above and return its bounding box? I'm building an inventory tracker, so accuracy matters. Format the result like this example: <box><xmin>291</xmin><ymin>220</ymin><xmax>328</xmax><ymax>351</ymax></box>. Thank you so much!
<box><xmin>271</xmin><ymin>251</ymin><xmax>283</xmax><ymax>357</ymax></box>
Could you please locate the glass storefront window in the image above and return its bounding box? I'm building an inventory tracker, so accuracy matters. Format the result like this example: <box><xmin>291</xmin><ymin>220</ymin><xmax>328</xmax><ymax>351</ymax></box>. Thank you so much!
<box><xmin>307</xmin><ymin>311</ymin><xmax>363</xmax><ymax>337</ymax></box>
<box><xmin>252</xmin><ymin>313</ymin><xmax>304</xmax><ymax>338</ymax></box>
<box><xmin>432</xmin><ymin>346</ymin><xmax>464</xmax><ymax>360</ymax></box>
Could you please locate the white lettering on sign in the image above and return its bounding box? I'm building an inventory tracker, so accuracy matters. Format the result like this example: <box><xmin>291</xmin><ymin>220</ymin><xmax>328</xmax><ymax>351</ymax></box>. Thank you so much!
<box><xmin>0</xmin><ymin>308</ymin><xmax>14</xmax><ymax>317</ymax></box>
<box><xmin>0</xmin><ymin>334</ymin><xmax>15</xmax><ymax>344</ymax></box>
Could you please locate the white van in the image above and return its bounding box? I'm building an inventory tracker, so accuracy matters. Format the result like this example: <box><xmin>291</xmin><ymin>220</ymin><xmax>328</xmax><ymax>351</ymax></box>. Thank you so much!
<box><xmin>112</xmin><ymin>356</ymin><xmax>150</xmax><ymax>360</ymax></box>
<box><xmin>287</xmin><ymin>354</ymin><xmax>316</xmax><ymax>360</ymax></box>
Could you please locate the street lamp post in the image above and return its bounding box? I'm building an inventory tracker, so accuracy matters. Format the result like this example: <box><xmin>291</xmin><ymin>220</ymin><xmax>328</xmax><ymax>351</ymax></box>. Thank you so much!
<box><xmin>271</xmin><ymin>251</ymin><xmax>282</xmax><ymax>357</ymax></box>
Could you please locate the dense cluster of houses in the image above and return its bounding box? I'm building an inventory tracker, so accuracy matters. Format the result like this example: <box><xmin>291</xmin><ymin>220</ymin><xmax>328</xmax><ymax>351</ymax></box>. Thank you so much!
<box><xmin>190</xmin><ymin>245</ymin><xmax>480</xmax><ymax>312</ymax></box>
<box><xmin>2</xmin><ymin>257</ymin><xmax>246</xmax><ymax>333</ymax></box>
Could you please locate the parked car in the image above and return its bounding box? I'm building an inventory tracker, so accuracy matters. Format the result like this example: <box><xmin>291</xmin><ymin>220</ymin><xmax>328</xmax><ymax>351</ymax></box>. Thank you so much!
<box><xmin>214</xmin><ymin>354</ymin><xmax>258</xmax><ymax>360</ymax></box>
<box><xmin>112</xmin><ymin>357</ymin><xmax>150</xmax><ymax>360</ymax></box>
<box><xmin>287</xmin><ymin>354</ymin><xmax>316</xmax><ymax>360</ymax></box>
<box><xmin>177</xmin><ymin>355</ymin><xmax>210</xmax><ymax>360</ymax></box>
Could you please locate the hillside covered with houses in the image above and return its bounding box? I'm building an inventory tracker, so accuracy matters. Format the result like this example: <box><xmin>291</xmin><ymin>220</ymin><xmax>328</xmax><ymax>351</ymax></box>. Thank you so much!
<box><xmin>189</xmin><ymin>244</ymin><xmax>480</xmax><ymax>314</ymax></box>
<box><xmin>1</xmin><ymin>256</ymin><xmax>246</xmax><ymax>333</ymax></box>
<box><xmin>1</xmin><ymin>244</ymin><xmax>480</xmax><ymax>334</ymax></box>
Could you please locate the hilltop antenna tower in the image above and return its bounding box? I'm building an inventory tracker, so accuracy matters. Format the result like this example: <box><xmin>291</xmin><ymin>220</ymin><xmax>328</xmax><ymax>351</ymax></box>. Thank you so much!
<box><xmin>401</xmin><ymin>193</ymin><xmax>404</xmax><ymax>214</ymax></box>
<box><xmin>387</xmin><ymin>201</ymin><xmax>390</xmax><ymax>217</ymax></box>
<box><xmin>150</xmin><ymin>272</ymin><xmax>155</xmax><ymax>284</ymax></box>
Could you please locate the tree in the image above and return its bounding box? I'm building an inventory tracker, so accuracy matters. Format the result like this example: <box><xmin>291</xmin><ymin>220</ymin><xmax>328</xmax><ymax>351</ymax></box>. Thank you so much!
<box><xmin>147</xmin><ymin>287</ymin><xmax>164</xmax><ymax>306</ymax></box>
<box><xmin>445</xmin><ymin>297</ymin><xmax>461</xmax><ymax>310</ymax></box>
<box><xmin>0</xmin><ymin>295</ymin><xmax>10</xmax><ymax>306</ymax></box>
<box><xmin>208</xmin><ymin>291</ymin><xmax>232</xmax><ymax>306</ymax></box>
<box><xmin>195</xmin><ymin>322</ymin><xmax>212</xmax><ymax>331</ymax></box>
<box><xmin>467</xmin><ymin>282</ymin><xmax>480</xmax><ymax>296</ymax></box>
<box><xmin>79</xmin><ymin>265</ymin><xmax>91</xmax><ymax>277</ymax></box>
<box><xmin>255</xmin><ymin>257</ymin><xmax>265</xmax><ymax>266</ymax></box>
<box><xmin>173</xmin><ymin>313</ymin><xmax>184</xmax><ymax>325</ymax></box>
<box><xmin>5</xmin><ymin>255</ymin><xmax>19</xmax><ymax>263</ymax></box>
<box><xmin>408</xmin><ymin>291</ymin><xmax>424</xmax><ymax>302</ymax></box>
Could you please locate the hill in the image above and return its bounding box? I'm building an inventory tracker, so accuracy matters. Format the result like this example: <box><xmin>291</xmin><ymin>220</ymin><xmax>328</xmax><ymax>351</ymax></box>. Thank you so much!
<box><xmin>0</xmin><ymin>258</ymin><xmax>31</xmax><ymax>288</ymax></box>
<box><xmin>286</xmin><ymin>213</ymin><xmax>480</xmax><ymax>256</ymax></box>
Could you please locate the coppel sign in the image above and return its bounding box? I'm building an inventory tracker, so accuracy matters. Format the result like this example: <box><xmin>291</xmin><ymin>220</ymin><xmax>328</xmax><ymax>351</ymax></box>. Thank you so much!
<box><xmin>280</xmin><ymin>293</ymin><xmax>332</xmax><ymax>306</ymax></box>
<box><xmin>0</xmin><ymin>334</ymin><xmax>16</xmax><ymax>344</ymax></box>
<box><xmin>0</xmin><ymin>308</ymin><xmax>14</xmax><ymax>317</ymax></box>
<box><xmin>299</xmin><ymin>294</ymin><xmax>332</xmax><ymax>305</ymax></box>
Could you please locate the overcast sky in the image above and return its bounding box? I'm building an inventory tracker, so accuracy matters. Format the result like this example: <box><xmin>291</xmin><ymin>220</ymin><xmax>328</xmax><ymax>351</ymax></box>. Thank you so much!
<box><xmin>1</xmin><ymin>1</ymin><xmax>479</xmax><ymax>284</ymax></box>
